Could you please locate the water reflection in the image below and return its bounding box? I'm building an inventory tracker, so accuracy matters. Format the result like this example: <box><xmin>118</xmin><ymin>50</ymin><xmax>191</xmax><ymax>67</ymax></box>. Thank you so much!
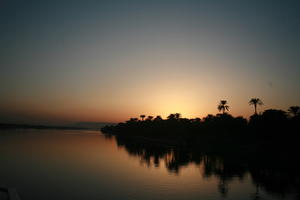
<box><xmin>1</xmin><ymin>130</ymin><xmax>299</xmax><ymax>200</ymax></box>
<box><xmin>113</xmin><ymin>135</ymin><xmax>300</xmax><ymax>200</ymax></box>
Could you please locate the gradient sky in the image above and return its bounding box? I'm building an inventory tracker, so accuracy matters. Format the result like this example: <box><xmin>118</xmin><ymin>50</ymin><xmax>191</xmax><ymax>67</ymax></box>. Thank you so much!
<box><xmin>1</xmin><ymin>0</ymin><xmax>300</xmax><ymax>124</ymax></box>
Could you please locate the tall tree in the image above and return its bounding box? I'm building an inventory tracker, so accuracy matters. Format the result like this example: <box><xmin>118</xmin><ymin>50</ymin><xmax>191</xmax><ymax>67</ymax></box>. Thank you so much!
<box><xmin>288</xmin><ymin>106</ymin><xmax>300</xmax><ymax>117</ymax></box>
<box><xmin>249</xmin><ymin>98</ymin><xmax>263</xmax><ymax>115</ymax></box>
<box><xmin>218</xmin><ymin>100</ymin><xmax>229</xmax><ymax>114</ymax></box>
<box><xmin>140</xmin><ymin>115</ymin><xmax>146</xmax><ymax>121</ymax></box>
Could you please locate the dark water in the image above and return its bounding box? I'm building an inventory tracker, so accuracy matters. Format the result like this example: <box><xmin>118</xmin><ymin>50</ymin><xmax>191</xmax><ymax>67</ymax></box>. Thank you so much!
<box><xmin>0</xmin><ymin>129</ymin><xmax>298</xmax><ymax>200</ymax></box>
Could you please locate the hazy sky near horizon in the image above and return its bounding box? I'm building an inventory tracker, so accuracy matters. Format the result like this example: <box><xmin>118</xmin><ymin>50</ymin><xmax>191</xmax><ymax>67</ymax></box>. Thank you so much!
<box><xmin>1</xmin><ymin>0</ymin><xmax>300</xmax><ymax>124</ymax></box>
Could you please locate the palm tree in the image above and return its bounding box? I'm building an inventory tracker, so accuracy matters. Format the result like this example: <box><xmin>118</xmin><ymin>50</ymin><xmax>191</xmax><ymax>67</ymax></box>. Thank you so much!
<box><xmin>288</xmin><ymin>106</ymin><xmax>300</xmax><ymax>117</ymax></box>
<box><xmin>249</xmin><ymin>98</ymin><xmax>263</xmax><ymax>115</ymax></box>
<box><xmin>218</xmin><ymin>100</ymin><xmax>229</xmax><ymax>114</ymax></box>
<box><xmin>140</xmin><ymin>114</ymin><xmax>146</xmax><ymax>121</ymax></box>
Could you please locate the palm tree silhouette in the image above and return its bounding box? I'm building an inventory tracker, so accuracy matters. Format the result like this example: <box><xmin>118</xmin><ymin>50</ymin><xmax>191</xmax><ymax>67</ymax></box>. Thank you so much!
<box><xmin>249</xmin><ymin>98</ymin><xmax>263</xmax><ymax>115</ymax></box>
<box><xmin>288</xmin><ymin>106</ymin><xmax>300</xmax><ymax>117</ymax></box>
<box><xmin>218</xmin><ymin>100</ymin><xmax>229</xmax><ymax>114</ymax></box>
<box><xmin>140</xmin><ymin>115</ymin><xmax>146</xmax><ymax>121</ymax></box>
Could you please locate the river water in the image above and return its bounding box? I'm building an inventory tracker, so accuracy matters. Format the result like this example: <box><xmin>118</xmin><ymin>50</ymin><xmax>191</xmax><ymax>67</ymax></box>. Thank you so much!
<box><xmin>0</xmin><ymin>129</ymin><xmax>298</xmax><ymax>200</ymax></box>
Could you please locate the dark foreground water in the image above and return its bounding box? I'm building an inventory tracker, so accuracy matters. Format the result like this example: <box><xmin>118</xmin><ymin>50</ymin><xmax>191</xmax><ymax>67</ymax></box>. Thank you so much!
<box><xmin>0</xmin><ymin>129</ymin><xmax>298</xmax><ymax>200</ymax></box>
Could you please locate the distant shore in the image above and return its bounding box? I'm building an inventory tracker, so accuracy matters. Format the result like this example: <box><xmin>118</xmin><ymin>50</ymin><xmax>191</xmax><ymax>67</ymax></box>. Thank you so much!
<box><xmin>0</xmin><ymin>123</ymin><xmax>90</xmax><ymax>131</ymax></box>
<box><xmin>102</xmin><ymin>110</ymin><xmax>300</xmax><ymax>155</ymax></box>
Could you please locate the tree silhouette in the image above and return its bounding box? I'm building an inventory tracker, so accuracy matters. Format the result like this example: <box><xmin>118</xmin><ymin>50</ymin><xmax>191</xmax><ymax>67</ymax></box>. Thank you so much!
<box><xmin>249</xmin><ymin>98</ymin><xmax>263</xmax><ymax>115</ymax></box>
<box><xmin>191</xmin><ymin>118</ymin><xmax>201</xmax><ymax>123</ymax></box>
<box><xmin>167</xmin><ymin>113</ymin><xmax>181</xmax><ymax>120</ymax></box>
<box><xmin>128</xmin><ymin>118</ymin><xmax>138</xmax><ymax>122</ymax></box>
<box><xmin>154</xmin><ymin>115</ymin><xmax>163</xmax><ymax>121</ymax></box>
<box><xmin>140</xmin><ymin>115</ymin><xmax>146</xmax><ymax>121</ymax></box>
<box><xmin>167</xmin><ymin>114</ymin><xmax>176</xmax><ymax>120</ymax></box>
<box><xmin>146</xmin><ymin>116</ymin><xmax>154</xmax><ymax>121</ymax></box>
<box><xmin>287</xmin><ymin>106</ymin><xmax>300</xmax><ymax>117</ymax></box>
<box><xmin>174</xmin><ymin>113</ymin><xmax>181</xmax><ymax>120</ymax></box>
<box><xmin>218</xmin><ymin>100</ymin><xmax>229</xmax><ymax>114</ymax></box>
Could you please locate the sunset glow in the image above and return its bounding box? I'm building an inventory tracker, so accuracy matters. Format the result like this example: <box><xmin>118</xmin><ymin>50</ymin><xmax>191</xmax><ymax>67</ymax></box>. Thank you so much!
<box><xmin>1</xmin><ymin>1</ymin><xmax>299</xmax><ymax>124</ymax></box>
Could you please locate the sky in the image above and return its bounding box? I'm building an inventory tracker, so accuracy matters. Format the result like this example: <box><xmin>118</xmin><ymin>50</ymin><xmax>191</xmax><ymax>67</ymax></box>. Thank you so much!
<box><xmin>0</xmin><ymin>0</ymin><xmax>300</xmax><ymax>124</ymax></box>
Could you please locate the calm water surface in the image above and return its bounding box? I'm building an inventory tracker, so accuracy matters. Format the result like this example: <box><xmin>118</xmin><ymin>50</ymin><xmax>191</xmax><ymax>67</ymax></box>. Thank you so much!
<box><xmin>0</xmin><ymin>129</ymin><xmax>297</xmax><ymax>200</ymax></box>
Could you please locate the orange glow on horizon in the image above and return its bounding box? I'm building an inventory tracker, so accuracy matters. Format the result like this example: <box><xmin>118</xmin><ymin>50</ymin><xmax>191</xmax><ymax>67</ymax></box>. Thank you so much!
<box><xmin>0</xmin><ymin>91</ymin><xmax>286</xmax><ymax>124</ymax></box>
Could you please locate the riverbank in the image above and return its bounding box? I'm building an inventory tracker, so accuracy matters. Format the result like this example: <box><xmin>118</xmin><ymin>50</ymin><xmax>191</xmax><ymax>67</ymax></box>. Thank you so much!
<box><xmin>0</xmin><ymin>123</ymin><xmax>89</xmax><ymax>131</ymax></box>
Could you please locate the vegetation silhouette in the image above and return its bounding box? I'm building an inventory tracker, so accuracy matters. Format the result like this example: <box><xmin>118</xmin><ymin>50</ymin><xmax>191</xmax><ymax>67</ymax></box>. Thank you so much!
<box><xmin>288</xmin><ymin>106</ymin><xmax>300</xmax><ymax>117</ymax></box>
<box><xmin>217</xmin><ymin>100</ymin><xmax>229</xmax><ymax>114</ymax></box>
<box><xmin>102</xmin><ymin>101</ymin><xmax>300</xmax><ymax>199</ymax></box>
<box><xmin>102</xmin><ymin>105</ymin><xmax>300</xmax><ymax>150</ymax></box>
<box><xmin>249</xmin><ymin>98</ymin><xmax>263</xmax><ymax>115</ymax></box>
<box><xmin>140</xmin><ymin>115</ymin><xmax>146</xmax><ymax>121</ymax></box>
<box><xmin>112</xmin><ymin>133</ymin><xmax>300</xmax><ymax>199</ymax></box>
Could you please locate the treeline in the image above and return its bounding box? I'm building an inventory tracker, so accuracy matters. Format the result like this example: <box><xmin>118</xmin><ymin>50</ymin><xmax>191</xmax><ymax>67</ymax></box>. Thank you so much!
<box><xmin>0</xmin><ymin>123</ymin><xmax>88</xmax><ymax>130</ymax></box>
<box><xmin>101</xmin><ymin>103</ymin><xmax>300</xmax><ymax>152</ymax></box>
<box><xmin>102</xmin><ymin>101</ymin><xmax>300</xmax><ymax>198</ymax></box>
<box><xmin>102</xmin><ymin>112</ymin><xmax>247</xmax><ymax>141</ymax></box>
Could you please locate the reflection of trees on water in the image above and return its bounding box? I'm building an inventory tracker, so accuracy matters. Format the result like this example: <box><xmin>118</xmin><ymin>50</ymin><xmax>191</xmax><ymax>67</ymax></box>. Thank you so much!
<box><xmin>113</xmin><ymin>135</ymin><xmax>300</xmax><ymax>199</ymax></box>
<box><xmin>115</xmin><ymin>136</ymin><xmax>171</xmax><ymax>167</ymax></box>
<box><xmin>249</xmin><ymin>165</ymin><xmax>300</xmax><ymax>200</ymax></box>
